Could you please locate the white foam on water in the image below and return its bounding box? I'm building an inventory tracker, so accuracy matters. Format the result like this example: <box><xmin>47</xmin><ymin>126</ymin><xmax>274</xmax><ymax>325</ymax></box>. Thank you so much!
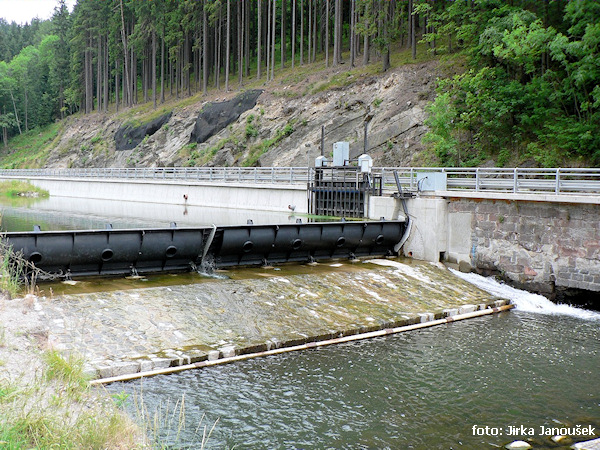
<box><xmin>366</xmin><ymin>259</ymin><xmax>432</xmax><ymax>284</ymax></box>
<box><xmin>450</xmin><ymin>269</ymin><xmax>600</xmax><ymax>321</ymax></box>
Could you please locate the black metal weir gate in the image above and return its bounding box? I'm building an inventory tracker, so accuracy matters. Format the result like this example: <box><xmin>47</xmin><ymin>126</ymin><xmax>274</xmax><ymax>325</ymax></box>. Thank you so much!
<box><xmin>3</xmin><ymin>220</ymin><xmax>406</xmax><ymax>279</ymax></box>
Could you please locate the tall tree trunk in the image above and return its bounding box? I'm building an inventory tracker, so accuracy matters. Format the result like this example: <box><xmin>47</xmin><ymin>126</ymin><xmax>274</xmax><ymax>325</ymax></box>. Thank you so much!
<box><xmin>161</xmin><ymin>26</ymin><xmax>165</xmax><ymax>102</ymax></box>
<box><xmin>186</xmin><ymin>32</ymin><xmax>191</xmax><ymax>96</ymax></box>
<box><xmin>203</xmin><ymin>2</ymin><xmax>208</xmax><ymax>93</ymax></box>
<box><xmin>312</xmin><ymin>0</ymin><xmax>319</xmax><ymax>62</ymax></box>
<box><xmin>85</xmin><ymin>33</ymin><xmax>93</xmax><ymax>113</ymax></box>
<box><xmin>326</xmin><ymin>0</ymin><xmax>330</xmax><ymax>67</ymax></box>
<box><xmin>143</xmin><ymin>49</ymin><xmax>148</xmax><ymax>104</ymax></box>
<box><xmin>245</xmin><ymin>0</ymin><xmax>250</xmax><ymax>77</ymax></box>
<box><xmin>292</xmin><ymin>0</ymin><xmax>296</xmax><ymax>68</ymax></box>
<box><xmin>104</xmin><ymin>35</ymin><xmax>109</xmax><ymax>112</ymax></box>
<box><xmin>257</xmin><ymin>0</ymin><xmax>262</xmax><ymax>80</ymax></box>
<box><xmin>238</xmin><ymin>0</ymin><xmax>243</xmax><ymax>86</ymax></box>
<box><xmin>96</xmin><ymin>37</ymin><xmax>101</xmax><ymax>112</ymax></box>
<box><xmin>152</xmin><ymin>30</ymin><xmax>157</xmax><ymax>108</ymax></box>
<box><xmin>383</xmin><ymin>0</ymin><xmax>391</xmax><ymax>71</ymax></box>
<box><xmin>266</xmin><ymin>0</ymin><xmax>271</xmax><ymax>80</ymax></box>
<box><xmin>300</xmin><ymin>0</ymin><xmax>304</xmax><ymax>65</ymax></box>
<box><xmin>337</xmin><ymin>0</ymin><xmax>343</xmax><ymax>62</ymax></box>
<box><xmin>217</xmin><ymin>6</ymin><xmax>222</xmax><ymax>90</ymax></box>
<box><xmin>115</xmin><ymin>58</ymin><xmax>120</xmax><ymax>112</ymax></box>
<box><xmin>281</xmin><ymin>0</ymin><xmax>286</xmax><ymax>69</ymax></box>
<box><xmin>350</xmin><ymin>0</ymin><xmax>356</xmax><ymax>67</ymax></box>
<box><xmin>307</xmin><ymin>0</ymin><xmax>311</xmax><ymax>65</ymax></box>
<box><xmin>225</xmin><ymin>0</ymin><xmax>231</xmax><ymax>91</ymax></box>
<box><xmin>119</xmin><ymin>0</ymin><xmax>131</xmax><ymax>107</ymax></box>
<box><xmin>410</xmin><ymin>0</ymin><xmax>416</xmax><ymax>59</ymax></box>
<box><xmin>133</xmin><ymin>50</ymin><xmax>138</xmax><ymax>104</ymax></box>
<box><xmin>9</xmin><ymin>90</ymin><xmax>21</xmax><ymax>134</ymax></box>
<box><xmin>271</xmin><ymin>0</ymin><xmax>276</xmax><ymax>80</ymax></box>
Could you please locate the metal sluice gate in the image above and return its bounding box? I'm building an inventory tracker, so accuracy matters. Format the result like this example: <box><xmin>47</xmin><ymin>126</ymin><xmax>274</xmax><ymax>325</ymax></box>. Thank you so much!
<box><xmin>3</xmin><ymin>220</ymin><xmax>407</xmax><ymax>278</ymax></box>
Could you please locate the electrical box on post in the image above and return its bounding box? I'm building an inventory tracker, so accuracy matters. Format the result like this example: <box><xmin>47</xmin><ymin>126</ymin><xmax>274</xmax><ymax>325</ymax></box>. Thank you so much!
<box><xmin>416</xmin><ymin>172</ymin><xmax>448</xmax><ymax>191</ymax></box>
<box><xmin>332</xmin><ymin>142</ymin><xmax>349</xmax><ymax>167</ymax></box>
<box><xmin>357</xmin><ymin>154</ymin><xmax>373</xmax><ymax>173</ymax></box>
<box><xmin>315</xmin><ymin>156</ymin><xmax>328</xmax><ymax>167</ymax></box>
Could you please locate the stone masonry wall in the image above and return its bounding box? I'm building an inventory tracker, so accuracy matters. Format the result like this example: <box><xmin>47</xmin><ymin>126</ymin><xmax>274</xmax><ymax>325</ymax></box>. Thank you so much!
<box><xmin>448</xmin><ymin>198</ymin><xmax>600</xmax><ymax>297</ymax></box>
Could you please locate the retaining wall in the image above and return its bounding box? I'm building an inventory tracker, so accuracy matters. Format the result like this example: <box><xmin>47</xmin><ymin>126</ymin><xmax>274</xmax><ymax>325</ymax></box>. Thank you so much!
<box><xmin>369</xmin><ymin>194</ymin><xmax>600</xmax><ymax>301</ymax></box>
<box><xmin>447</xmin><ymin>198</ymin><xmax>600</xmax><ymax>299</ymax></box>
<box><xmin>1</xmin><ymin>176</ymin><xmax>308</xmax><ymax>214</ymax></box>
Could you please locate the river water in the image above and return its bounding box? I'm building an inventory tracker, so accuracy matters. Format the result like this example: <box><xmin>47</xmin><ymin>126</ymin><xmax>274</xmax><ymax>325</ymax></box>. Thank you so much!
<box><xmin>0</xmin><ymin>196</ymin><xmax>297</xmax><ymax>231</ymax></box>
<box><xmin>4</xmin><ymin>198</ymin><xmax>599</xmax><ymax>448</ymax></box>
<box><xmin>106</xmin><ymin>275</ymin><xmax>600</xmax><ymax>449</ymax></box>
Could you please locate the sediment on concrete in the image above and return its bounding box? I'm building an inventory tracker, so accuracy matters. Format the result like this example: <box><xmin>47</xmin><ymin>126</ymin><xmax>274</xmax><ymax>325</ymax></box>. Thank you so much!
<box><xmin>19</xmin><ymin>260</ymin><xmax>513</xmax><ymax>384</ymax></box>
<box><xmin>91</xmin><ymin>301</ymin><xmax>513</xmax><ymax>385</ymax></box>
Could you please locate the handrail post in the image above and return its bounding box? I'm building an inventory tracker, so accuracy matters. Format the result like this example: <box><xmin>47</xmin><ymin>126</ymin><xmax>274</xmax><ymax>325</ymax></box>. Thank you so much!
<box><xmin>475</xmin><ymin>168</ymin><xmax>480</xmax><ymax>192</ymax></box>
<box><xmin>555</xmin><ymin>168</ymin><xmax>560</xmax><ymax>194</ymax></box>
<box><xmin>513</xmin><ymin>168</ymin><xmax>518</xmax><ymax>193</ymax></box>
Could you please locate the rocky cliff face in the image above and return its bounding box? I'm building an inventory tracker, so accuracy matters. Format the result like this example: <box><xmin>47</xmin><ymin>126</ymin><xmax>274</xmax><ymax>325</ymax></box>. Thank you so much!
<box><xmin>43</xmin><ymin>61</ymin><xmax>438</xmax><ymax>169</ymax></box>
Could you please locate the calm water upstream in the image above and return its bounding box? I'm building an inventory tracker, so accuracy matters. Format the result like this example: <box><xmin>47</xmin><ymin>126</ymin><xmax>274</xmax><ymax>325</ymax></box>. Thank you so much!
<box><xmin>107</xmin><ymin>275</ymin><xmax>600</xmax><ymax>449</ymax></box>
<box><xmin>0</xmin><ymin>196</ymin><xmax>298</xmax><ymax>231</ymax></box>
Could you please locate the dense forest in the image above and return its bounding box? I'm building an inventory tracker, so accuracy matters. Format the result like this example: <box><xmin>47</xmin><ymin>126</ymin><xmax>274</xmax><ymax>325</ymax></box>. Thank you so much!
<box><xmin>0</xmin><ymin>0</ymin><xmax>598</xmax><ymax>167</ymax></box>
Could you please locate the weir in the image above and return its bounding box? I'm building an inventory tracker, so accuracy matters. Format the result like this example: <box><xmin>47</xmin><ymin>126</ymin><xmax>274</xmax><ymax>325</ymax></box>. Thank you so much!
<box><xmin>3</xmin><ymin>220</ymin><xmax>406</xmax><ymax>278</ymax></box>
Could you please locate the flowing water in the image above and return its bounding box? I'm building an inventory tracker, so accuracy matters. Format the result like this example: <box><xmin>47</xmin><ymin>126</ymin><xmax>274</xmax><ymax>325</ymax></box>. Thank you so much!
<box><xmin>4</xmin><ymin>197</ymin><xmax>599</xmax><ymax>448</ymax></box>
<box><xmin>106</xmin><ymin>275</ymin><xmax>600</xmax><ymax>449</ymax></box>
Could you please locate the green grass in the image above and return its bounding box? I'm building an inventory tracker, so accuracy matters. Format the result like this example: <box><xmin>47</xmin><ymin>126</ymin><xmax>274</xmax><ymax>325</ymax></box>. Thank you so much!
<box><xmin>0</xmin><ymin>180</ymin><xmax>49</xmax><ymax>198</ymax></box>
<box><xmin>0</xmin><ymin>353</ymin><xmax>141</xmax><ymax>449</ymax></box>
<box><xmin>0</xmin><ymin>122</ymin><xmax>64</xmax><ymax>169</ymax></box>
<box><xmin>242</xmin><ymin>122</ymin><xmax>295</xmax><ymax>167</ymax></box>
<box><xmin>0</xmin><ymin>242</ymin><xmax>27</xmax><ymax>298</ymax></box>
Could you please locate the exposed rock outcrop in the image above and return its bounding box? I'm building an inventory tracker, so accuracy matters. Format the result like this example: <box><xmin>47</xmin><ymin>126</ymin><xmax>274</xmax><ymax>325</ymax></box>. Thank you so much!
<box><xmin>114</xmin><ymin>112</ymin><xmax>172</xmax><ymax>151</ymax></box>
<box><xmin>39</xmin><ymin>61</ymin><xmax>439</xmax><ymax>169</ymax></box>
<box><xmin>190</xmin><ymin>89</ymin><xmax>263</xmax><ymax>144</ymax></box>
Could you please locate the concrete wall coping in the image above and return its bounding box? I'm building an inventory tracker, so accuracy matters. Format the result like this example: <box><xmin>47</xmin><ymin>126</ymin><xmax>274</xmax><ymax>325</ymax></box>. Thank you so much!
<box><xmin>1</xmin><ymin>175</ymin><xmax>307</xmax><ymax>192</ymax></box>
<box><xmin>431</xmin><ymin>190</ymin><xmax>600</xmax><ymax>205</ymax></box>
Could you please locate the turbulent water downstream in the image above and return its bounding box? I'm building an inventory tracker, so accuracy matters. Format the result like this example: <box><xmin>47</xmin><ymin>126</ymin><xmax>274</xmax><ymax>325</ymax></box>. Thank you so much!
<box><xmin>107</xmin><ymin>275</ymin><xmax>600</xmax><ymax>449</ymax></box>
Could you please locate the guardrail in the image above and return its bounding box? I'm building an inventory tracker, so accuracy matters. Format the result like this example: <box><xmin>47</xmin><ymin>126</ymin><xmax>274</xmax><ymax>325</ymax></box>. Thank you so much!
<box><xmin>376</xmin><ymin>167</ymin><xmax>600</xmax><ymax>196</ymax></box>
<box><xmin>0</xmin><ymin>166</ymin><xmax>314</xmax><ymax>184</ymax></box>
<box><xmin>1</xmin><ymin>167</ymin><xmax>599</xmax><ymax>196</ymax></box>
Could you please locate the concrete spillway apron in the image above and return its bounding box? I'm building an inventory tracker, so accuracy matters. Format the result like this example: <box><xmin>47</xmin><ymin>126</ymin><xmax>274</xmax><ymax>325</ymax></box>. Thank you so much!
<box><xmin>90</xmin><ymin>303</ymin><xmax>515</xmax><ymax>386</ymax></box>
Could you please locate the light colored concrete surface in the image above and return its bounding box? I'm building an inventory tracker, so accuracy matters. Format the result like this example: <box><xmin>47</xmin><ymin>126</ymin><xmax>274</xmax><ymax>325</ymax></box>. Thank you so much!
<box><xmin>447</xmin><ymin>211</ymin><xmax>473</xmax><ymax>267</ymax></box>
<box><xmin>402</xmin><ymin>197</ymin><xmax>448</xmax><ymax>262</ymax></box>
<box><xmin>0</xmin><ymin>176</ymin><xmax>309</xmax><ymax>214</ymax></box>
<box><xmin>368</xmin><ymin>196</ymin><xmax>406</xmax><ymax>221</ymax></box>
<box><xmin>437</xmin><ymin>190</ymin><xmax>600</xmax><ymax>205</ymax></box>
<box><xmin>3</xmin><ymin>260</ymin><xmax>508</xmax><ymax>380</ymax></box>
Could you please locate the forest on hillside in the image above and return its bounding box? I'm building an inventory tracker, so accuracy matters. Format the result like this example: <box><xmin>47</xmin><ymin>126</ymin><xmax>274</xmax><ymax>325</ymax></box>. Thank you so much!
<box><xmin>0</xmin><ymin>0</ymin><xmax>598</xmax><ymax>167</ymax></box>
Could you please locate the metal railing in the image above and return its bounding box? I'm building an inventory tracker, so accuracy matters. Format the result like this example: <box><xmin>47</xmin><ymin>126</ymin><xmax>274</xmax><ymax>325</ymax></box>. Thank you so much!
<box><xmin>0</xmin><ymin>166</ymin><xmax>314</xmax><ymax>184</ymax></box>
<box><xmin>1</xmin><ymin>166</ymin><xmax>599</xmax><ymax>196</ymax></box>
<box><xmin>375</xmin><ymin>167</ymin><xmax>600</xmax><ymax>196</ymax></box>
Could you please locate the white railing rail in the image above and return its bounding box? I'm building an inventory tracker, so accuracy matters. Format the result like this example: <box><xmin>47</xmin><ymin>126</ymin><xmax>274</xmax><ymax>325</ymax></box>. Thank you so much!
<box><xmin>375</xmin><ymin>167</ymin><xmax>600</xmax><ymax>196</ymax></box>
<box><xmin>0</xmin><ymin>166</ymin><xmax>599</xmax><ymax>196</ymax></box>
